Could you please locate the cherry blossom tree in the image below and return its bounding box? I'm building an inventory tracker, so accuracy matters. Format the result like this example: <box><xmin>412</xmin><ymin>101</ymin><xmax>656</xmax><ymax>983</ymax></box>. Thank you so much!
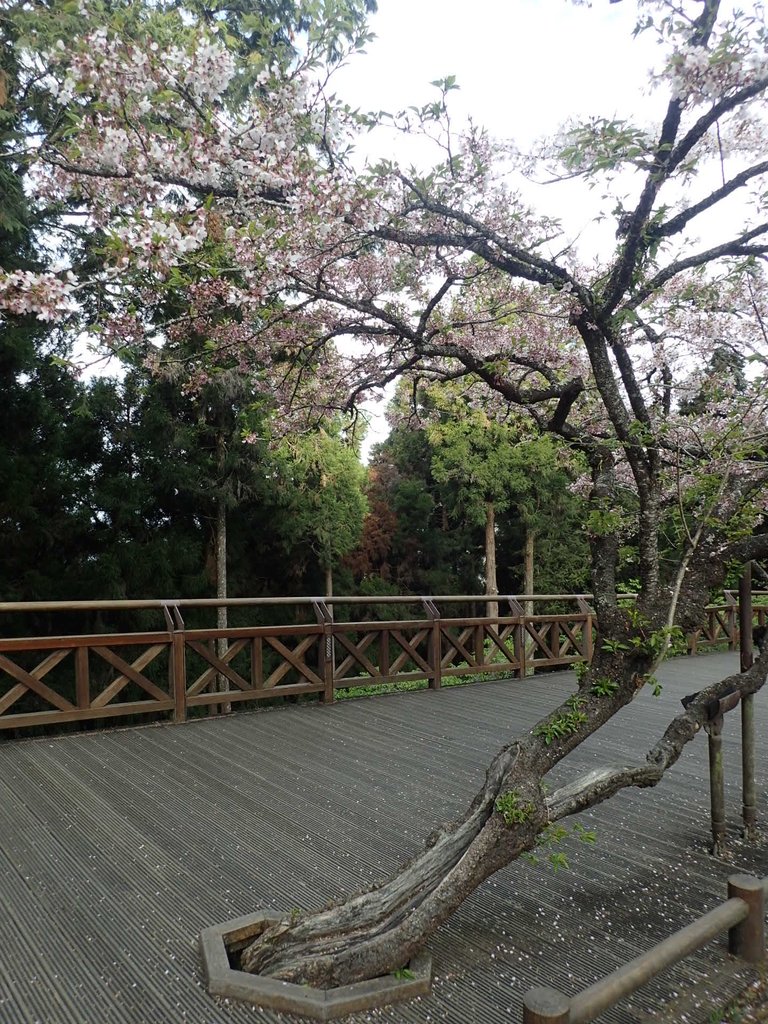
<box><xmin>3</xmin><ymin>0</ymin><xmax>768</xmax><ymax>992</ymax></box>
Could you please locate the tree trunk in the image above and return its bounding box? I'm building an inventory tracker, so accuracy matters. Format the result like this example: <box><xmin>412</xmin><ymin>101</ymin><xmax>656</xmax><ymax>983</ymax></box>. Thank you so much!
<box><xmin>523</xmin><ymin>528</ymin><xmax>535</xmax><ymax>618</ymax></box>
<box><xmin>215</xmin><ymin>494</ymin><xmax>231</xmax><ymax>714</ymax></box>
<box><xmin>240</xmin><ymin>741</ymin><xmax>543</xmax><ymax>986</ymax></box>
<box><xmin>325</xmin><ymin>564</ymin><xmax>333</xmax><ymax>599</ymax></box>
<box><xmin>484</xmin><ymin>501</ymin><xmax>498</xmax><ymax>623</ymax></box>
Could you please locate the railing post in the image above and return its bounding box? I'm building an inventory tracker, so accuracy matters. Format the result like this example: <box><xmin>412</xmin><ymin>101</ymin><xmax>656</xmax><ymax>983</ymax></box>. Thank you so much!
<box><xmin>739</xmin><ymin>565</ymin><xmax>757</xmax><ymax>840</ymax></box>
<box><xmin>688</xmin><ymin>628</ymin><xmax>698</xmax><ymax>656</ymax></box>
<box><xmin>75</xmin><ymin>645</ymin><xmax>90</xmax><ymax>709</ymax></box>
<box><xmin>739</xmin><ymin>566</ymin><xmax>753</xmax><ymax>674</ymax></box>
<box><xmin>167</xmin><ymin>604</ymin><xmax>187</xmax><ymax>725</ymax></box>
<box><xmin>742</xmin><ymin>694</ymin><xmax>757</xmax><ymax>840</ymax></box>
<box><xmin>577</xmin><ymin>598</ymin><xmax>593</xmax><ymax>665</ymax></box>
<box><xmin>727</xmin><ymin>875</ymin><xmax>765</xmax><ymax>963</ymax></box>
<box><xmin>508</xmin><ymin>599</ymin><xmax>526</xmax><ymax>679</ymax></box>
<box><xmin>522</xmin><ymin>986</ymin><xmax>570</xmax><ymax>1023</ymax></box>
<box><xmin>475</xmin><ymin>622</ymin><xmax>485</xmax><ymax>666</ymax></box>
<box><xmin>725</xmin><ymin>591</ymin><xmax>737</xmax><ymax>651</ymax></box>
<box><xmin>313</xmin><ymin>601</ymin><xmax>335</xmax><ymax>704</ymax></box>
<box><xmin>550</xmin><ymin>621</ymin><xmax>560</xmax><ymax>662</ymax></box>
<box><xmin>707</xmin><ymin>713</ymin><xmax>726</xmax><ymax>856</ymax></box>
<box><xmin>422</xmin><ymin>599</ymin><xmax>441</xmax><ymax>689</ymax></box>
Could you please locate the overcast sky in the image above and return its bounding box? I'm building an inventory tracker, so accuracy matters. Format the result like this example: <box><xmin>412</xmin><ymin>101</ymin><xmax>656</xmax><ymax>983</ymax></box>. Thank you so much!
<box><xmin>333</xmin><ymin>1</ymin><xmax>661</xmax><ymax>455</ymax></box>
<box><xmin>334</xmin><ymin>1</ymin><xmax>657</xmax><ymax>150</ymax></box>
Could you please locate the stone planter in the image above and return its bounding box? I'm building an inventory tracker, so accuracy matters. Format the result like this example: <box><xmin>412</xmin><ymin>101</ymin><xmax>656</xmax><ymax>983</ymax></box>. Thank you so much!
<box><xmin>199</xmin><ymin>911</ymin><xmax>433</xmax><ymax>1021</ymax></box>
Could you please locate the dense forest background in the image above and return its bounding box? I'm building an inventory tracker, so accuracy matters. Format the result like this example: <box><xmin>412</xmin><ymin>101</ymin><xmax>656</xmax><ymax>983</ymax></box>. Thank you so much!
<box><xmin>1</xmin><ymin>344</ymin><xmax>593</xmax><ymax>606</ymax></box>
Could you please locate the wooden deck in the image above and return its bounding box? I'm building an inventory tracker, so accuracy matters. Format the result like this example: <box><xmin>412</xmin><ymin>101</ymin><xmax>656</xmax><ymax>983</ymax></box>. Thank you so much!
<box><xmin>0</xmin><ymin>651</ymin><xmax>766</xmax><ymax>1024</ymax></box>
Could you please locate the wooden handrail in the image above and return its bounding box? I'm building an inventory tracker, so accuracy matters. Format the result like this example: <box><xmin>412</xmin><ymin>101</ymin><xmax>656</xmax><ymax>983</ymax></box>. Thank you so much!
<box><xmin>0</xmin><ymin>593</ymin><xmax>622</xmax><ymax>614</ymax></box>
<box><xmin>523</xmin><ymin>875</ymin><xmax>766</xmax><ymax>1023</ymax></box>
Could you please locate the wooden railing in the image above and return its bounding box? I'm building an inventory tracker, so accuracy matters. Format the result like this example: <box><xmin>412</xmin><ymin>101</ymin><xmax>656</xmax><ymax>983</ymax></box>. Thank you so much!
<box><xmin>689</xmin><ymin>592</ymin><xmax>768</xmax><ymax>653</ymax></box>
<box><xmin>522</xmin><ymin>874</ymin><xmax>766</xmax><ymax>1023</ymax></box>
<box><xmin>0</xmin><ymin>592</ymin><xmax>763</xmax><ymax>735</ymax></box>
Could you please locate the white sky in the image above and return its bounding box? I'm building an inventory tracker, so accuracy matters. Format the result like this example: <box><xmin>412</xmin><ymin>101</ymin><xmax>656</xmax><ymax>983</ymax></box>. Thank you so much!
<box><xmin>335</xmin><ymin>1</ymin><xmax>656</xmax><ymax>148</ymax></box>
<box><xmin>332</xmin><ymin>1</ymin><xmax>660</xmax><ymax>457</ymax></box>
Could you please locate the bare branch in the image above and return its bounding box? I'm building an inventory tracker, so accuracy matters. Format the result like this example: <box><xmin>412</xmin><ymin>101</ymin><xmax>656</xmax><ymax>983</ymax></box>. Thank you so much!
<box><xmin>625</xmin><ymin>224</ymin><xmax>768</xmax><ymax>310</ymax></box>
<box><xmin>652</xmin><ymin>160</ymin><xmax>768</xmax><ymax>240</ymax></box>
<box><xmin>546</xmin><ymin>645</ymin><xmax>768</xmax><ymax>822</ymax></box>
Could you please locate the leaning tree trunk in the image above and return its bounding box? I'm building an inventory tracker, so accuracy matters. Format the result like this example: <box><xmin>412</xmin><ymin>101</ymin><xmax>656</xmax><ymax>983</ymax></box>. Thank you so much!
<box><xmin>238</xmin><ymin>639</ymin><xmax>768</xmax><ymax>989</ymax></box>
<box><xmin>236</xmin><ymin>515</ymin><xmax>768</xmax><ymax>989</ymax></box>
<box><xmin>485</xmin><ymin>501</ymin><xmax>499</xmax><ymax>622</ymax></box>
<box><xmin>240</xmin><ymin>740</ymin><xmax>544</xmax><ymax>986</ymax></box>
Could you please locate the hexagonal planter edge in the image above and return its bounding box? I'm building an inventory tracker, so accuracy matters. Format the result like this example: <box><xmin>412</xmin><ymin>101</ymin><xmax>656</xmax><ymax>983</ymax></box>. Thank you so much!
<box><xmin>199</xmin><ymin>911</ymin><xmax>432</xmax><ymax>1021</ymax></box>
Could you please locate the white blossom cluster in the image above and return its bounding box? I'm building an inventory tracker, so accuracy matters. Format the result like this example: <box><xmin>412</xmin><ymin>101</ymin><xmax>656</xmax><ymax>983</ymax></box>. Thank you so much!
<box><xmin>0</xmin><ymin>270</ymin><xmax>77</xmax><ymax>322</ymax></box>
<box><xmin>666</xmin><ymin>42</ymin><xmax>768</xmax><ymax>105</ymax></box>
<box><xmin>113</xmin><ymin>212</ymin><xmax>209</xmax><ymax>271</ymax></box>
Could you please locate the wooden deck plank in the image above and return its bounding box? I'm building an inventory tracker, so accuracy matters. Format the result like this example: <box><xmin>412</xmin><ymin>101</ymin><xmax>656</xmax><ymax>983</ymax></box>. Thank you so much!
<box><xmin>0</xmin><ymin>651</ymin><xmax>765</xmax><ymax>1024</ymax></box>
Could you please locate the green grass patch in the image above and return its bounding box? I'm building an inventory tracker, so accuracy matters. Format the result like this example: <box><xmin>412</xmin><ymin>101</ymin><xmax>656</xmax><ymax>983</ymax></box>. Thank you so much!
<box><xmin>335</xmin><ymin>667</ymin><xmax>513</xmax><ymax>701</ymax></box>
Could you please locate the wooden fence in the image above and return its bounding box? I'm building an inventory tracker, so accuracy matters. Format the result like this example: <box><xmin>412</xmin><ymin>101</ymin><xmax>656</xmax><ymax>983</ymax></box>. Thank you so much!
<box><xmin>523</xmin><ymin>874</ymin><xmax>766</xmax><ymax>1023</ymax></box>
<box><xmin>0</xmin><ymin>592</ymin><xmax>764</xmax><ymax>735</ymax></box>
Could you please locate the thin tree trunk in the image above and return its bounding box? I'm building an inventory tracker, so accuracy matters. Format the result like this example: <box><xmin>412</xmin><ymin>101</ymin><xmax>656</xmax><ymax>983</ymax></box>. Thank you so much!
<box><xmin>216</xmin><ymin>494</ymin><xmax>231</xmax><ymax>713</ymax></box>
<box><xmin>523</xmin><ymin>528</ymin><xmax>536</xmax><ymax>673</ymax></box>
<box><xmin>325</xmin><ymin>564</ymin><xmax>333</xmax><ymax>599</ymax></box>
<box><xmin>485</xmin><ymin>501</ymin><xmax>498</xmax><ymax>623</ymax></box>
<box><xmin>523</xmin><ymin>528</ymin><xmax>535</xmax><ymax>618</ymax></box>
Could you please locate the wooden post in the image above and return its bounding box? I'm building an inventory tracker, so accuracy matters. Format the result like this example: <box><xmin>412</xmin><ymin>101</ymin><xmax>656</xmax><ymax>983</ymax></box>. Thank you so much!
<box><xmin>739</xmin><ymin>565</ymin><xmax>754</xmax><ymax>674</ymax></box>
<box><xmin>577</xmin><ymin>598</ymin><xmax>593</xmax><ymax>666</ymax></box>
<box><xmin>725</xmin><ymin>591</ymin><xmax>737</xmax><ymax>651</ymax></box>
<box><xmin>522</xmin><ymin>986</ymin><xmax>570</xmax><ymax>1023</ymax></box>
<box><xmin>707</xmin><ymin>714</ymin><xmax>726</xmax><ymax>856</ymax></box>
<box><xmin>423</xmin><ymin>599</ymin><xmax>441</xmax><ymax>689</ymax></box>
<box><xmin>550</xmin><ymin>621</ymin><xmax>560</xmax><ymax>662</ymax></box>
<box><xmin>728</xmin><ymin>875</ymin><xmax>765</xmax><ymax>963</ymax></box>
<box><xmin>742</xmin><ymin>694</ymin><xmax>757</xmax><ymax>840</ymax></box>
<box><xmin>740</xmin><ymin>564</ymin><xmax>757</xmax><ymax>840</ymax></box>
<box><xmin>380</xmin><ymin>628</ymin><xmax>391</xmax><ymax>679</ymax></box>
<box><xmin>688</xmin><ymin>629</ymin><xmax>698</xmax><ymax>656</ymax></box>
<box><xmin>75</xmin><ymin>646</ymin><xmax>90</xmax><ymax>709</ymax></box>
<box><xmin>475</xmin><ymin>623</ymin><xmax>484</xmax><ymax>668</ymax></box>
<box><xmin>322</xmin><ymin>623</ymin><xmax>335</xmax><ymax>703</ymax></box>
<box><xmin>509</xmin><ymin>598</ymin><xmax>526</xmax><ymax>680</ymax></box>
<box><xmin>314</xmin><ymin>601</ymin><xmax>335</xmax><ymax>704</ymax></box>
<box><xmin>171</xmin><ymin>629</ymin><xmax>187</xmax><ymax>724</ymax></box>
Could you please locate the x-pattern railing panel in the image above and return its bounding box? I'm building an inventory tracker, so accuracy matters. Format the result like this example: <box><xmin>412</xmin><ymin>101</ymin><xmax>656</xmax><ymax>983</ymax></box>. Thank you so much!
<box><xmin>0</xmin><ymin>648</ymin><xmax>75</xmax><ymax>714</ymax></box>
<box><xmin>0</xmin><ymin>632</ymin><xmax>175</xmax><ymax>729</ymax></box>
<box><xmin>90</xmin><ymin>644</ymin><xmax>169</xmax><ymax>707</ymax></box>
<box><xmin>440</xmin><ymin>625</ymin><xmax>479</xmax><ymax>670</ymax></box>
<box><xmin>334</xmin><ymin>621</ymin><xmax>432</xmax><ymax>685</ymax></box>
<box><xmin>440</xmin><ymin>620</ymin><xmax>519</xmax><ymax>676</ymax></box>
<box><xmin>527</xmin><ymin>616</ymin><xmax>587</xmax><ymax>665</ymax></box>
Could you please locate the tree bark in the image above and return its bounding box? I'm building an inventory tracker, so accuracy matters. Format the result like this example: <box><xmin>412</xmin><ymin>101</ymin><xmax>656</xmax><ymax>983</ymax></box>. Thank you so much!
<box><xmin>325</xmin><ymin>564</ymin><xmax>333</xmax><ymax>599</ymax></box>
<box><xmin>523</xmin><ymin>528</ymin><xmax>535</xmax><ymax>618</ymax></box>
<box><xmin>485</xmin><ymin>501</ymin><xmax>498</xmax><ymax>622</ymax></box>
<box><xmin>215</xmin><ymin>494</ymin><xmax>231</xmax><ymax>714</ymax></box>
